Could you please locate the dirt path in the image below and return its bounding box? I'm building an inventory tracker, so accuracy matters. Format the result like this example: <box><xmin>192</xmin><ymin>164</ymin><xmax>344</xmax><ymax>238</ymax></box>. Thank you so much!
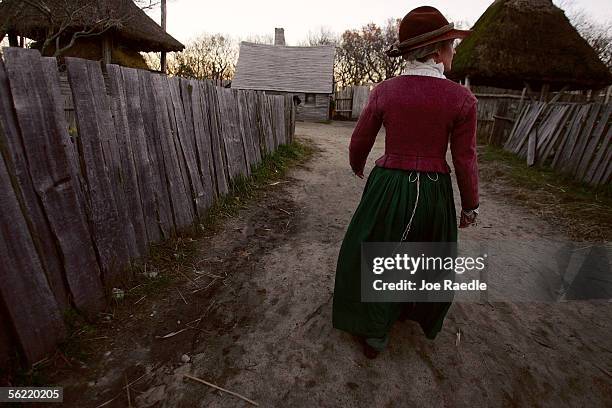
<box><xmin>56</xmin><ymin>121</ymin><xmax>610</xmax><ymax>407</ymax></box>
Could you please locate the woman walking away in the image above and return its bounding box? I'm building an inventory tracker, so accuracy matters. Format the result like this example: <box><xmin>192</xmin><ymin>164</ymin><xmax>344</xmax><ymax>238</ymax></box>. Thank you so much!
<box><xmin>332</xmin><ymin>6</ymin><xmax>480</xmax><ymax>359</ymax></box>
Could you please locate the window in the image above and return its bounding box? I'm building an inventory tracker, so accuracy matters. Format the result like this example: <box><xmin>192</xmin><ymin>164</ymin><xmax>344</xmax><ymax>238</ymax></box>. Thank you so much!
<box><xmin>304</xmin><ymin>93</ymin><xmax>316</xmax><ymax>106</ymax></box>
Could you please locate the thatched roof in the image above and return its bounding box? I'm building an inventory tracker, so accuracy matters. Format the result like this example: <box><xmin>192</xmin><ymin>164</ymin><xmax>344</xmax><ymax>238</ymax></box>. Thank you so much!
<box><xmin>231</xmin><ymin>42</ymin><xmax>335</xmax><ymax>94</ymax></box>
<box><xmin>449</xmin><ymin>0</ymin><xmax>612</xmax><ymax>90</ymax></box>
<box><xmin>0</xmin><ymin>0</ymin><xmax>184</xmax><ymax>52</ymax></box>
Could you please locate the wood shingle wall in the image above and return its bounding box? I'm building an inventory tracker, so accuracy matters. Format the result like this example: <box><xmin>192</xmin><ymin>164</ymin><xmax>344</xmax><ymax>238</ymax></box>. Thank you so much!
<box><xmin>0</xmin><ymin>48</ymin><xmax>295</xmax><ymax>366</ymax></box>
<box><xmin>232</xmin><ymin>42</ymin><xmax>335</xmax><ymax>95</ymax></box>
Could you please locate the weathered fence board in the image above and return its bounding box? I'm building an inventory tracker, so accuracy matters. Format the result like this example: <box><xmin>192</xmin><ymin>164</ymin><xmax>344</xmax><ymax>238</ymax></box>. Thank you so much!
<box><xmin>203</xmin><ymin>80</ymin><xmax>229</xmax><ymax>195</ymax></box>
<box><xmin>504</xmin><ymin>101</ymin><xmax>529</xmax><ymax>151</ymax></box>
<box><xmin>0</xmin><ymin>49</ymin><xmax>295</xmax><ymax>366</ymax></box>
<box><xmin>245</xmin><ymin>91</ymin><xmax>264</xmax><ymax>162</ymax></box>
<box><xmin>106</xmin><ymin>65</ymin><xmax>148</xmax><ymax>256</ymax></box>
<box><xmin>247</xmin><ymin>91</ymin><xmax>263</xmax><ymax>169</ymax></box>
<box><xmin>553</xmin><ymin>104</ymin><xmax>590</xmax><ymax>173</ymax></box>
<box><xmin>352</xmin><ymin>86</ymin><xmax>371</xmax><ymax>119</ymax></box>
<box><xmin>550</xmin><ymin>107</ymin><xmax>579</xmax><ymax>169</ymax></box>
<box><xmin>42</xmin><ymin>59</ymin><xmax>89</xmax><ymax>215</ymax></box>
<box><xmin>568</xmin><ymin>103</ymin><xmax>602</xmax><ymax>176</ymax></box>
<box><xmin>259</xmin><ymin>93</ymin><xmax>275</xmax><ymax>153</ymax></box>
<box><xmin>236</xmin><ymin>91</ymin><xmax>256</xmax><ymax>174</ymax></box>
<box><xmin>121</xmin><ymin>67</ymin><xmax>163</xmax><ymax>242</ymax></box>
<box><xmin>586</xmin><ymin>127</ymin><xmax>611</xmax><ymax>184</ymax></box>
<box><xmin>0</xmin><ymin>311</ymin><xmax>15</xmax><ymax>369</ymax></box>
<box><xmin>535</xmin><ymin>105</ymin><xmax>571</xmax><ymax>165</ymax></box>
<box><xmin>165</xmin><ymin>77</ymin><xmax>199</xmax><ymax>219</ymax></box>
<box><xmin>290</xmin><ymin>95</ymin><xmax>296</xmax><ymax>142</ymax></box>
<box><xmin>66</xmin><ymin>58</ymin><xmax>131</xmax><ymax>283</ymax></box>
<box><xmin>576</xmin><ymin>103</ymin><xmax>612</xmax><ymax>179</ymax></box>
<box><xmin>526</xmin><ymin>127</ymin><xmax>537</xmax><ymax>166</ymax></box>
<box><xmin>0</xmin><ymin>149</ymin><xmax>66</xmax><ymax>364</ymax></box>
<box><xmin>513</xmin><ymin>102</ymin><xmax>547</xmax><ymax>154</ymax></box>
<box><xmin>3</xmin><ymin>48</ymin><xmax>105</xmax><ymax>315</ymax></box>
<box><xmin>526</xmin><ymin>105</ymin><xmax>567</xmax><ymax>164</ymax></box>
<box><xmin>273</xmin><ymin>95</ymin><xmax>287</xmax><ymax>148</ymax></box>
<box><xmin>90</xmin><ymin>67</ymin><xmax>140</xmax><ymax>261</ymax></box>
<box><xmin>217</xmin><ymin>88</ymin><xmax>249</xmax><ymax>179</ymax></box>
<box><xmin>285</xmin><ymin>94</ymin><xmax>294</xmax><ymax>144</ymax></box>
<box><xmin>189</xmin><ymin>80</ymin><xmax>217</xmax><ymax>207</ymax></box>
<box><xmin>0</xmin><ymin>60</ymin><xmax>70</xmax><ymax>310</ymax></box>
<box><xmin>149</xmin><ymin>73</ymin><xmax>194</xmax><ymax>229</ymax></box>
<box><xmin>597</xmin><ymin>145</ymin><xmax>612</xmax><ymax>185</ymax></box>
<box><xmin>138</xmin><ymin>70</ymin><xmax>176</xmax><ymax>237</ymax></box>
<box><xmin>178</xmin><ymin>78</ymin><xmax>210</xmax><ymax>216</ymax></box>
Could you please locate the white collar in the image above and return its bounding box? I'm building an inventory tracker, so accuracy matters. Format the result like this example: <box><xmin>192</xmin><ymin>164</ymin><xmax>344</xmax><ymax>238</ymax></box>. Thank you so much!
<box><xmin>400</xmin><ymin>58</ymin><xmax>446</xmax><ymax>79</ymax></box>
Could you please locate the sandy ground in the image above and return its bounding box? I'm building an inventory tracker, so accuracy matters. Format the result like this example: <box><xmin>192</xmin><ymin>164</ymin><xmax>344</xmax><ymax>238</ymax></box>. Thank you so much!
<box><xmin>52</xmin><ymin>121</ymin><xmax>611</xmax><ymax>407</ymax></box>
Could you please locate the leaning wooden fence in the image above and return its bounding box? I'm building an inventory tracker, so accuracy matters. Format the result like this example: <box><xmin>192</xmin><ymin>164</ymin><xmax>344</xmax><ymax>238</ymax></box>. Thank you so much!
<box><xmin>0</xmin><ymin>48</ymin><xmax>295</xmax><ymax>366</ymax></box>
<box><xmin>502</xmin><ymin>100</ymin><xmax>610</xmax><ymax>186</ymax></box>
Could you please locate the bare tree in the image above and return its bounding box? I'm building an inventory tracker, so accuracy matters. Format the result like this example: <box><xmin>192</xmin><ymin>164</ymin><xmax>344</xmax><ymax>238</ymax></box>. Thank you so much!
<box><xmin>334</xmin><ymin>19</ymin><xmax>405</xmax><ymax>87</ymax></box>
<box><xmin>242</xmin><ymin>33</ymin><xmax>273</xmax><ymax>45</ymax></box>
<box><xmin>380</xmin><ymin>18</ymin><xmax>404</xmax><ymax>80</ymax></box>
<box><xmin>142</xmin><ymin>50</ymin><xmax>161</xmax><ymax>70</ymax></box>
<box><xmin>167</xmin><ymin>33</ymin><xmax>237</xmax><ymax>80</ymax></box>
<box><xmin>555</xmin><ymin>0</ymin><xmax>612</xmax><ymax>69</ymax></box>
<box><xmin>569</xmin><ymin>11</ymin><xmax>612</xmax><ymax>68</ymax></box>
<box><xmin>0</xmin><ymin>0</ymin><xmax>161</xmax><ymax>57</ymax></box>
<box><xmin>299</xmin><ymin>27</ymin><xmax>339</xmax><ymax>46</ymax></box>
<box><xmin>335</xmin><ymin>29</ymin><xmax>369</xmax><ymax>86</ymax></box>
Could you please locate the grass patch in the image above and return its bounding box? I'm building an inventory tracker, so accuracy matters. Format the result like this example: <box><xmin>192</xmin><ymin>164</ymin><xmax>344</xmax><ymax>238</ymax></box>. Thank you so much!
<box><xmin>197</xmin><ymin>140</ymin><xmax>314</xmax><ymax>233</ymax></box>
<box><xmin>478</xmin><ymin>144</ymin><xmax>611</xmax><ymax>241</ymax></box>
<box><xmin>120</xmin><ymin>139</ymin><xmax>313</xmax><ymax>306</ymax></box>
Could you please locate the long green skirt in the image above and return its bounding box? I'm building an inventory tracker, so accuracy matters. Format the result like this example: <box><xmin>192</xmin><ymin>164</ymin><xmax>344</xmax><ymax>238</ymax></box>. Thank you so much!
<box><xmin>332</xmin><ymin>166</ymin><xmax>458</xmax><ymax>341</ymax></box>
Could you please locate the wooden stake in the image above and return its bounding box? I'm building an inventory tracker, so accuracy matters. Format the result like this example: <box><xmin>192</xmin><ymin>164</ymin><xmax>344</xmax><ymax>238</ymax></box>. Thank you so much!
<box><xmin>539</xmin><ymin>83</ymin><xmax>550</xmax><ymax>102</ymax></box>
<box><xmin>184</xmin><ymin>374</ymin><xmax>259</xmax><ymax>406</ymax></box>
<box><xmin>8</xmin><ymin>30</ymin><xmax>18</xmax><ymax>47</ymax></box>
<box><xmin>102</xmin><ymin>35</ymin><xmax>112</xmax><ymax>65</ymax></box>
<box><xmin>160</xmin><ymin>0</ymin><xmax>167</xmax><ymax>74</ymax></box>
<box><xmin>517</xmin><ymin>85</ymin><xmax>527</xmax><ymax>117</ymax></box>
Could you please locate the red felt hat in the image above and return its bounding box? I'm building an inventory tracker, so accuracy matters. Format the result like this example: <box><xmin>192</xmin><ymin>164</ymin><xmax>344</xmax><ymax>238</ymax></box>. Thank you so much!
<box><xmin>386</xmin><ymin>6</ymin><xmax>472</xmax><ymax>57</ymax></box>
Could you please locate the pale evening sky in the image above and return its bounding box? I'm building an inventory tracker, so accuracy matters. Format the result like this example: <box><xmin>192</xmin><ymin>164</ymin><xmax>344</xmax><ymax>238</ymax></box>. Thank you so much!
<box><xmin>149</xmin><ymin>0</ymin><xmax>612</xmax><ymax>45</ymax></box>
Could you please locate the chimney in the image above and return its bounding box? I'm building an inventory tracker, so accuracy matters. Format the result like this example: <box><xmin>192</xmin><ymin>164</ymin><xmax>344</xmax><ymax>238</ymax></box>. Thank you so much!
<box><xmin>274</xmin><ymin>28</ymin><xmax>285</xmax><ymax>46</ymax></box>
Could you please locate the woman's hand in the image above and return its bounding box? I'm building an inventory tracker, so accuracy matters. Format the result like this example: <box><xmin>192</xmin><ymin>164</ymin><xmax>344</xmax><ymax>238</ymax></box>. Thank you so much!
<box><xmin>459</xmin><ymin>208</ymin><xmax>478</xmax><ymax>228</ymax></box>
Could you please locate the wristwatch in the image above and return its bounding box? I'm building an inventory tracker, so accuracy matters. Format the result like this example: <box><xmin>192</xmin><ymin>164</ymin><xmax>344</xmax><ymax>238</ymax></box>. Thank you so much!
<box><xmin>462</xmin><ymin>207</ymin><xmax>479</xmax><ymax>216</ymax></box>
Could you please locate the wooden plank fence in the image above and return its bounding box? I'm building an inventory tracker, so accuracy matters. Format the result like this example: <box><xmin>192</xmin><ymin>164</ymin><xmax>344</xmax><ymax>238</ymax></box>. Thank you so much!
<box><xmin>502</xmin><ymin>100</ymin><xmax>611</xmax><ymax>186</ymax></box>
<box><xmin>0</xmin><ymin>48</ymin><xmax>296</xmax><ymax>366</ymax></box>
<box><xmin>333</xmin><ymin>85</ymin><xmax>373</xmax><ymax>120</ymax></box>
<box><xmin>351</xmin><ymin>86</ymin><xmax>371</xmax><ymax>119</ymax></box>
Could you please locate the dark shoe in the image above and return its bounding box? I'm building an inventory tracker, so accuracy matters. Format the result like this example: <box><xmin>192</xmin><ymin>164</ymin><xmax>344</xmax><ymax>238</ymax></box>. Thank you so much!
<box><xmin>352</xmin><ymin>335</ymin><xmax>381</xmax><ymax>359</ymax></box>
<box><xmin>398</xmin><ymin>302</ymin><xmax>416</xmax><ymax>322</ymax></box>
<box><xmin>362</xmin><ymin>342</ymin><xmax>380</xmax><ymax>359</ymax></box>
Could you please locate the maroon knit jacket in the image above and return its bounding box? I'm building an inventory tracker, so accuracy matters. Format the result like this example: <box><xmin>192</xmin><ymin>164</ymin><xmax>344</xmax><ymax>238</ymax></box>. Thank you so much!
<box><xmin>349</xmin><ymin>75</ymin><xmax>479</xmax><ymax>210</ymax></box>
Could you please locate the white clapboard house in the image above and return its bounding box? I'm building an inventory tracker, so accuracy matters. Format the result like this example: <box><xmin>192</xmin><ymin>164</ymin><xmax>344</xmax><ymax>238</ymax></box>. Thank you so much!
<box><xmin>231</xmin><ymin>28</ymin><xmax>335</xmax><ymax>122</ymax></box>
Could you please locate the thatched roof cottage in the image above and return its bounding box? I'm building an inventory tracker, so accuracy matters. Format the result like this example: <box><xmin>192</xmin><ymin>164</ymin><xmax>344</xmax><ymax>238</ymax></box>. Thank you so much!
<box><xmin>0</xmin><ymin>0</ymin><xmax>184</xmax><ymax>69</ymax></box>
<box><xmin>232</xmin><ymin>29</ymin><xmax>335</xmax><ymax>122</ymax></box>
<box><xmin>449</xmin><ymin>0</ymin><xmax>612</xmax><ymax>91</ymax></box>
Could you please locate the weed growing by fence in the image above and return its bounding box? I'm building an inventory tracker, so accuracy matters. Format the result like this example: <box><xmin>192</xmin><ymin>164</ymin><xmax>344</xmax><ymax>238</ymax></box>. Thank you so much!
<box><xmin>479</xmin><ymin>144</ymin><xmax>612</xmax><ymax>241</ymax></box>
<box><xmin>199</xmin><ymin>140</ymin><xmax>315</xmax><ymax>232</ymax></box>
